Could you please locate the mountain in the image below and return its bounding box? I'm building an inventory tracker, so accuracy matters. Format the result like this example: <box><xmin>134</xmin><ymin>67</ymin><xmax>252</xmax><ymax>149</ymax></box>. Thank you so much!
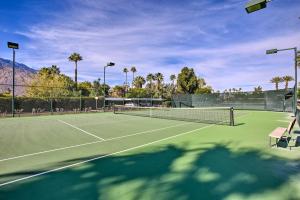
<box><xmin>0</xmin><ymin>58</ymin><xmax>37</xmax><ymax>96</ymax></box>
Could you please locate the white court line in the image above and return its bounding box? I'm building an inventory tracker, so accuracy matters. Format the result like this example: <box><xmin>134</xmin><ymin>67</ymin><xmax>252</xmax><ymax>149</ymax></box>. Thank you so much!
<box><xmin>277</xmin><ymin>120</ymin><xmax>290</xmax><ymax>123</ymax></box>
<box><xmin>57</xmin><ymin>119</ymin><xmax>105</xmax><ymax>141</ymax></box>
<box><xmin>0</xmin><ymin>124</ymin><xmax>214</xmax><ymax>187</ymax></box>
<box><xmin>0</xmin><ymin>112</ymin><xmax>247</xmax><ymax>163</ymax></box>
<box><xmin>0</xmin><ymin>122</ymin><xmax>190</xmax><ymax>162</ymax></box>
<box><xmin>0</xmin><ymin>141</ymin><xmax>101</xmax><ymax>162</ymax></box>
<box><xmin>105</xmin><ymin>122</ymin><xmax>190</xmax><ymax>141</ymax></box>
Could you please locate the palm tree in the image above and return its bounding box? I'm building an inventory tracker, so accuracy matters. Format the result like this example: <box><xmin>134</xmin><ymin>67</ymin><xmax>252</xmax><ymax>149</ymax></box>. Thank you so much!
<box><xmin>123</xmin><ymin>68</ymin><xmax>129</xmax><ymax>89</ymax></box>
<box><xmin>68</xmin><ymin>53</ymin><xmax>83</xmax><ymax>89</ymax></box>
<box><xmin>146</xmin><ymin>73</ymin><xmax>155</xmax><ymax>96</ymax></box>
<box><xmin>147</xmin><ymin>73</ymin><xmax>155</xmax><ymax>87</ymax></box>
<box><xmin>270</xmin><ymin>76</ymin><xmax>283</xmax><ymax>90</ymax></box>
<box><xmin>282</xmin><ymin>75</ymin><xmax>294</xmax><ymax>90</ymax></box>
<box><xmin>170</xmin><ymin>74</ymin><xmax>176</xmax><ymax>85</ymax></box>
<box><xmin>130</xmin><ymin>66</ymin><xmax>137</xmax><ymax>87</ymax></box>
<box><xmin>133</xmin><ymin>76</ymin><xmax>146</xmax><ymax>88</ymax></box>
<box><xmin>154</xmin><ymin>72</ymin><xmax>164</xmax><ymax>96</ymax></box>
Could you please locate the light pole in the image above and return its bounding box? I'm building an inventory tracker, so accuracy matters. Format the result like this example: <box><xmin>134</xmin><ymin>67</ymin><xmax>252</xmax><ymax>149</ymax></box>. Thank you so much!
<box><xmin>95</xmin><ymin>96</ymin><xmax>99</xmax><ymax>110</ymax></box>
<box><xmin>103</xmin><ymin>62</ymin><xmax>115</xmax><ymax>108</ymax></box>
<box><xmin>245</xmin><ymin>0</ymin><xmax>270</xmax><ymax>13</ymax></box>
<box><xmin>7</xmin><ymin>42</ymin><xmax>19</xmax><ymax>117</ymax></box>
<box><xmin>266</xmin><ymin>47</ymin><xmax>298</xmax><ymax>115</ymax></box>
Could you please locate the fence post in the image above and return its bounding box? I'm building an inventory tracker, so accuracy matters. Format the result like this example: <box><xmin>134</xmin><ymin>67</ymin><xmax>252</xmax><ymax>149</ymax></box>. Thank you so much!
<box><xmin>264</xmin><ymin>93</ymin><xmax>267</xmax><ymax>110</ymax></box>
<box><xmin>230</xmin><ymin>107</ymin><xmax>234</xmax><ymax>126</ymax></box>
<box><xmin>50</xmin><ymin>98</ymin><xmax>53</xmax><ymax>114</ymax></box>
<box><xmin>79</xmin><ymin>90</ymin><xmax>82</xmax><ymax>111</ymax></box>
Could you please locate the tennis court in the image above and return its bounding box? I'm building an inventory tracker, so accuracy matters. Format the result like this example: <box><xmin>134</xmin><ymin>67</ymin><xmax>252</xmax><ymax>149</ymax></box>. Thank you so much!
<box><xmin>0</xmin><ymin>109</ymin><xmax>300</xmax><ymax>199</ymax></box>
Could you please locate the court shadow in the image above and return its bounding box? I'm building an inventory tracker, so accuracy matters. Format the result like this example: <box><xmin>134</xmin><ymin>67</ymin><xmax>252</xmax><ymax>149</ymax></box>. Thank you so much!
<box><xmin>0</xmin><ymin>144</ymin><xmax>299</xmax><ymax>200</ymax></box>
<box><xmin>234</xmin><ymin>123</ymin><xmax>245</xmax><ymax>126</ymax></box>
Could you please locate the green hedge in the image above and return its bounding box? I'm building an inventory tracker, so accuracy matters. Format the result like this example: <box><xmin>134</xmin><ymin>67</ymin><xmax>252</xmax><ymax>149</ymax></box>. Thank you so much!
<box><xmin>0</xmin><ymin>97</ymin><xmax>105</xmax><ymax>112</ymax></box>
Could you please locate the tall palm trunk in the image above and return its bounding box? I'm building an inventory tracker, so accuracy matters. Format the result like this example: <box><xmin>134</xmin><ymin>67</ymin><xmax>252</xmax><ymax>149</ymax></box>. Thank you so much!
<box><xmin>125</xmin><ymin>72</ymin><xmax>128</xmax><ymax>91</ymax></box>
<box><xmin>132</xmin><ymin>72</ymin><xmax>135</xmax><ymax>87</ymax></box>
<box><xmin>275</xmin><ymin>82</ymin><xmax>278</xmax><ymax>90</ymax></box>
<box><xmin>285</xmin><ymin>81</ymin><xmax>288</xmax><ymax>90</ymax></box>
<box><xmin>157</xmin><ymin>81</ymin><xmax>161</xmax><ymax>96</ymax></box>
<box><xmin>75</xmin><ymin>61</ymin><xmax>78</xmax><ymax>88</ymax></box>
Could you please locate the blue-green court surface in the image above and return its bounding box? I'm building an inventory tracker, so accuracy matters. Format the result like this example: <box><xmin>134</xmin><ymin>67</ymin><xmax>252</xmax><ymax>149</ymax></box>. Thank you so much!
<box><xmin>0</xmin><ymin>110</ymin><xmax>299</xmax><ymax>199</ymax></box>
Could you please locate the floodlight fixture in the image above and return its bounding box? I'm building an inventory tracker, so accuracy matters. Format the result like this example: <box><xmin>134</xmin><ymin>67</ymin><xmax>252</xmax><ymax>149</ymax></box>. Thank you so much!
<box><xmin>106</xmin><ymin>62</ymin><xmax>115</xmax><ymax>67</ymax></box>
<box><xmin>7</xmin><ymin>42</ymin><xmax>19</xmax><ymax>49</ymax></box>
<box><xmin>266</xmin><ymin>49</ymin><xmax>278</xmax><ymax>54</ymax></box>
<box><xmin>245</xmin><ymin>0</ymin><xmax>269</xmax><ymax>14</ymax></box>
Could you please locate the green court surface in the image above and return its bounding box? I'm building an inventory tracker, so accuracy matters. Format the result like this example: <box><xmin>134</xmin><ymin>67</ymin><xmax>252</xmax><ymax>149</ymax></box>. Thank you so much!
<box><xmin>0</xmin><ymin>110</ymin><xmax>300</xmax><ymax>199</ymax></box>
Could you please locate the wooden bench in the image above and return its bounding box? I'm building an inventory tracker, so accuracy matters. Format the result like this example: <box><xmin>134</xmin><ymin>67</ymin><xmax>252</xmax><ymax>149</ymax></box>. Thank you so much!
<box><xmin>269</xmin><ymin>118</ymin><xmax>296</xmax><ymax>148</ymax></box>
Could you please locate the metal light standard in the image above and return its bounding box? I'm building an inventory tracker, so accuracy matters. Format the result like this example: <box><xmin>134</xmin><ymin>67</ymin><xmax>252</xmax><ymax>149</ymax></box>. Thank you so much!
<box><xmin>266</xmin><ymin>48</ymin><xmax>298</xmax><ymax>115</ymax></box>
<box><xmin>7</xmin><ymin>42</ymin><xmax>19</xmax><ymax>117</ymax></box>
<box><xmin>103</xmin><ymin>62</ymin><xmax>115</xmax><ymax>108</ymax></box>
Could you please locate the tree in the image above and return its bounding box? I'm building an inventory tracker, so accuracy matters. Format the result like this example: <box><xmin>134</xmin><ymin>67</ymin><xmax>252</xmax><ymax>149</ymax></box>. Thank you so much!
<box><xmin>197</xmin><ymin>78</ymin><xmax>206</xmax><ymax>88</ymax></box>
<box><xmin>253</xmin><ymin>86</ymin><xmax>263</xmax><ymax>94</ymax></box>
<box><xmin>90</xmin><ymin>78</ymin><xmax>102</xmax><ymax>96</ymax></box>
<box><xmin>133</xmin><ymin>76</ymin><xmax>146</xmax><ymax>89</ymax></box>
<box><xmin>130</xmin><ymin>66</ymin><xmax>137</xmax><ymax>87</ymax></box>
<box><xmin>26</xmin><ymin>65</ymin><xmax>74</xmax><ymax>98</ymax></box>
<box><xmin>170</xmin><ymin>74</ymin><xmax>176</xmax><ymax>85</ymax></box>
<box><xmin>101</xmin><ymin>84</ymin><xmax>110</xmax><ymax>96</ymax></box>
<box><xmin>177</xmin><ymin>67</ymin><xmax>198</xmax><ymax>94</ymax></box>
<box><xmin>78</xmin><ymin>81</ymin><xmax>92</xmax><ymax>96</ymax></box>
<box><xmin>123</xmin><ymin>68</ymin><xmax>129</xmax><ymax>90</ymax></box>
<box><xmin>163</xmin><ymin>83</ymin><xmax>175</xmax><ymax>99</ymax></box>
<box><xmin>195</xmin><ymin>86</ymin><xmax>213</xmax><ymax>94</ymax></box>
<box><xmin>169</xmin><ymin>74</ymin><xmax>177</xmax><ymax>96</ymax></box>
<box><xmin>0</xmin><ymin>89</ymin><xmax>11</xmax><ymax>97</ymax></box>
<box><xmin>126</xmin><ymin>88</ymin><xmax>149</xmax><ymax>98</ymax></box>
<box><xmin>282</xmin><ymin>75</ymin><xmax>294</xmax><ymax>90</ymax></box>
<box><xmin>111</xmin><ymin>85</ymin><xmax>126</xmax><ymax>97</ymax></box>
<box><xmin>39</xmin><ymin>65</ymin><xmax>60</xmax><ymax>75</ymax></box>
<box><xmin>146</xmin><ymin>73</ymin><xmax>155</xmax><ymax>95</ymax></box>
<box><xmin>270</xmin><ymin>76</ymin><xmax>283</xmax><ymax>90</ymax></box>
<box><xmin>154</xmin><ymin>72</ymin><xmax>164</xmax><ymax>97</ymax></box>
<box><xmin>68</xmin><ymin>53</ymin><xmax>83</xmax><ymax>89</ymax></box>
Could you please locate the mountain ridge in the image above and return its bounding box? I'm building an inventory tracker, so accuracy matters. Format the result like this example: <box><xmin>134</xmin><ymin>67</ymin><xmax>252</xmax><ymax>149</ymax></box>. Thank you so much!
<box><xmin>0</xmin><ymin>58</ymin><xmax>37</xmax><ymax>95</ymax></box>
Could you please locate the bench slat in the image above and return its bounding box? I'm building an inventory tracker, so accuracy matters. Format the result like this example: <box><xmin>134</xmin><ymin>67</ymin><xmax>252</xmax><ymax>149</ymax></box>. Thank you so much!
<box><xmin>269</xmin><ymin>127</ymin><xmax>286</xmax><ymax>139</ymax></box>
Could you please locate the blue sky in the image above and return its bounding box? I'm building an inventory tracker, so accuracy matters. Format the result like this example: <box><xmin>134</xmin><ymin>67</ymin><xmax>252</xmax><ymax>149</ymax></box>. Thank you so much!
<box><xmin>0</xmin><ymin>0</ymin><xmax>299</xmax><ymax>91</ymax></box>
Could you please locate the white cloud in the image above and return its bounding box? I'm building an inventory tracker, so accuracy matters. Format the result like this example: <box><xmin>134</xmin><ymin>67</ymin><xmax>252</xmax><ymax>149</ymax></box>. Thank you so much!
<box><xmin>11</xmin><ymin>0</ymin><xmax>300</xmax><ymax>91</ymax></box>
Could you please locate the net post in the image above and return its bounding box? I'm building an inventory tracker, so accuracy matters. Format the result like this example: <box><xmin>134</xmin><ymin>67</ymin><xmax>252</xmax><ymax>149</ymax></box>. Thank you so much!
<box><xmin>113</xmin><ymin>105</ymin><xmax>116</xmax><ymax>114</ymax></box>
<box><xmin>50</xmin><ymin>98</ymin><xmax>53</xmax><ymax>115</ymax></box>
<box><xmin>230</xmin><ymin>107</ymin><xmax>234</xmax><ymax>126</ymax></box>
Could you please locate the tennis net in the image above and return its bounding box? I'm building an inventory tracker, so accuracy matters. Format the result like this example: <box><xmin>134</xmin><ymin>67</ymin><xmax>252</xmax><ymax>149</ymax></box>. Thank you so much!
<box><xmin>113</xmin><ymin>106</ymin><xmax>234</xmax><ymax>126</ymax></box>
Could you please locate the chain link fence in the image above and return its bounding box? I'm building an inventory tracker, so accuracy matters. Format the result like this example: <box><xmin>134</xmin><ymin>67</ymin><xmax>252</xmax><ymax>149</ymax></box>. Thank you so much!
<box><xmin>172</xmin><ymin>89</ymin><xmax>294</xmax><ymax>112</ymax></box>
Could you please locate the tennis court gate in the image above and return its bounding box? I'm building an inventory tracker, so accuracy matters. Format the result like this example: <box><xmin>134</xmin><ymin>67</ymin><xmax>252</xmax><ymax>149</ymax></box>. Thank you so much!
<box><xmin>172</xmin><ymin>89</ymin><xmax>294</xmax><ymax>112</ymax></box>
